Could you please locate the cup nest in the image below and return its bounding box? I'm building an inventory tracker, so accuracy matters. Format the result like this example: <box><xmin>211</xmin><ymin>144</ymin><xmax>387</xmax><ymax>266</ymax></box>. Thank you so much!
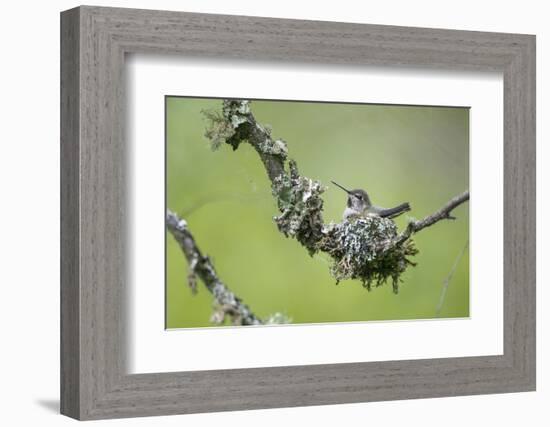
<box><xmin>319</xmin><ymin>217</ymin><xmax>418</xmax><ymax>292</ymax></box>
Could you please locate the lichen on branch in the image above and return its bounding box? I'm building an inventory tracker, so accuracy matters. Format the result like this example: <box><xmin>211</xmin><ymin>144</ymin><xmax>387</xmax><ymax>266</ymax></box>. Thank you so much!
<box><xmin>205</xmin><ymin>99</ymin><xmax>326</xmax><ymax>255</ymax></box>
<box><xmin>271</xmin><ymin>160</ymin><xmax>325</xmax><ymax>254</ymax></box>
<box><xmin>167</xmin><ymin>209</ymin><xmax>289</xmax><ymax>326</ymax></box>
<box><xmin>203</xmin><ymin>99</ymin><xmax>468</xmax><ymax>293</ymax></box>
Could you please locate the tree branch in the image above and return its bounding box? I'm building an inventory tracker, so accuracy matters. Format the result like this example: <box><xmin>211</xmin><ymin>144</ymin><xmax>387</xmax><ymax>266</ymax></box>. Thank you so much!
<box><xmin>205</xmin><ymin>100</ymin><xmax>326</xmax><ymax>253</ymax></box>
<box><xmin>203</xmin><ymin>100</ymin><xmax>469</xmax><ymax>292</ymax></box>
<box><xmin>166</xmin><ymin>209</ymin><xmax>263</xmax><ymax>326</ymax></box>
<box><xmin>395</xmin><ymin>191</ymin><xmax>470</xmax><ymax>245</ymax></box>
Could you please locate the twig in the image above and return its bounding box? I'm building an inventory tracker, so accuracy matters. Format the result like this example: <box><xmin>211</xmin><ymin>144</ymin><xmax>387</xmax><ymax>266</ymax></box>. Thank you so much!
<box><xmin>166</xmin><ymin>210</ymin><xmax>263</xmax><ymax>326</ymax></box>
<box><xmin>436</xmin><ymin>240</ymin><xmax>469</xmax><ymax>316</ymax></box>
<box><xmin>395</xmin><ymin>191</ymin><xmax>470</xmax><ymax>245</ymax></box>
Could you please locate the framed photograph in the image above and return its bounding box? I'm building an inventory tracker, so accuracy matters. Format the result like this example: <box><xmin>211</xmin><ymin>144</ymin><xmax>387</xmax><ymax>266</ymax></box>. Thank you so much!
<box><xmin>60</xmin><ymin>6</ymin><xmax>535</xmax><ymax>420</ymax></box>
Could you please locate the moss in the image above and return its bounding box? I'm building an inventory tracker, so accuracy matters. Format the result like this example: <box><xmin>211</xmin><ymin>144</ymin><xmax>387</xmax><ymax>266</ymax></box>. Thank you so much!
<box><xmin>319</xmin><ymin>217</ymin><xmax>418</xmax><ymax>292</ymax></box>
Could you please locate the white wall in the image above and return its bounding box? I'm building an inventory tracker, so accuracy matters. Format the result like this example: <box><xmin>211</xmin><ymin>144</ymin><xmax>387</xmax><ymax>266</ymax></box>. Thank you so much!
<box><xmin>0</xmin><ymin>0</ymin><xmax>546</xmax><ymax>425</ymax></box>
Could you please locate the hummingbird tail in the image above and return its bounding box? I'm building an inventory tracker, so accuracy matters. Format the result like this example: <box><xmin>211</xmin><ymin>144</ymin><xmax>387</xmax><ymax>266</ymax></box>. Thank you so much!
<box><xmin>379</xmin><ymin>202</ymin><xmax>411</xmax><ymax>219</ymax></box>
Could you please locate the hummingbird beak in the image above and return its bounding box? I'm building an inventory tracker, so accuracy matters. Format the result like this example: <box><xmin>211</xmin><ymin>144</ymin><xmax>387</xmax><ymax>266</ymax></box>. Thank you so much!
<box><xmin>331</xmin><ymin>181</ymin><xmax>351</xmax><ymax>194</ymax></box>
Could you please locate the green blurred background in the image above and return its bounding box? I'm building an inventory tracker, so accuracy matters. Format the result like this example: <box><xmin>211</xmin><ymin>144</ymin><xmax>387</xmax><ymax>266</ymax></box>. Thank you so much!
<box><xmin>166</xmin><ymin>97</ymin><xmax>469</xmax><ymax>329</ymax></box>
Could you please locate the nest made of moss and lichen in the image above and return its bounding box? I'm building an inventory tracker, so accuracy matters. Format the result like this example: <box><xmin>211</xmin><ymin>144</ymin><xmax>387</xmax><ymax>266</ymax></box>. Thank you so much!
<box><xmin>318</xmin><ymin>217</ymin><xmax>418</xmax><ymax>292</ymax></box>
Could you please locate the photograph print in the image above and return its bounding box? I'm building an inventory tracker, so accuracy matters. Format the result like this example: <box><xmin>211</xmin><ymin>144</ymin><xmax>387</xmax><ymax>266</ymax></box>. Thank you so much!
<box><xmin>166</xmin><ymin>97</ymin><xmax>470</xmax><ymax>329</ymax></box>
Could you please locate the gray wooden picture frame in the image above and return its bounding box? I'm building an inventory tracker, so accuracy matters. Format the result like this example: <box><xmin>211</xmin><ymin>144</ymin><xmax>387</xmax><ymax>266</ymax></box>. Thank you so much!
<box><xmin>60</xmin><ymin>5</ymin><xmax>536</xmax><ymax>420</ymax></box>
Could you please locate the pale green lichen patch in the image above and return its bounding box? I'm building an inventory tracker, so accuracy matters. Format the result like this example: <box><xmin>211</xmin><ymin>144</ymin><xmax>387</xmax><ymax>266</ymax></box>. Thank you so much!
<box><xmin>203</xmin><ymin>100</ymin><xmax>288</xmax><ymax>163</ymax></box>
<box><xmin>203</xmin><ymin>100</ymin><xmax>252</xmax><ymax>151</ymax></box>
<box><xmin>264</xmin><ymin>312</ymin><xmax>292</xmax><ymax>325</ymax></box>
<box><xmin>319</xmin><ymin>217</ymin><xmax>418</xmax><ymax>292</ymax></box>
<box><xmin>259</xmin><ymin>137</ymin><xmax>288</xmax><ymax>161</ymax></box>
<box><xmin>226</xmin><ymin>100</ymin><xmax>250</xmax><ymax>128</ymax></box>
<box><xmin>272</xmin><ymin>160</ymin><xmax>325</xmax><ymax>254</ymax></box>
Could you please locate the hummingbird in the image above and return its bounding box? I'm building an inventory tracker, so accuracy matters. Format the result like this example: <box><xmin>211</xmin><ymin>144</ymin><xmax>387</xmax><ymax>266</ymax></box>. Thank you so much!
<box><xmin>331</xmin><ymin>181</ymin><xmax>411</xmax><ymax>221</ymax></box>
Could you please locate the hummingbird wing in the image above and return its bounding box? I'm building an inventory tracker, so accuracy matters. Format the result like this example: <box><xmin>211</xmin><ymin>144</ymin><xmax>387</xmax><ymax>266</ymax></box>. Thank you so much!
<box><xmin>374</xmin><ymin>202</ymin><xmax>411</xmax><ymax>219</ymax></box>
